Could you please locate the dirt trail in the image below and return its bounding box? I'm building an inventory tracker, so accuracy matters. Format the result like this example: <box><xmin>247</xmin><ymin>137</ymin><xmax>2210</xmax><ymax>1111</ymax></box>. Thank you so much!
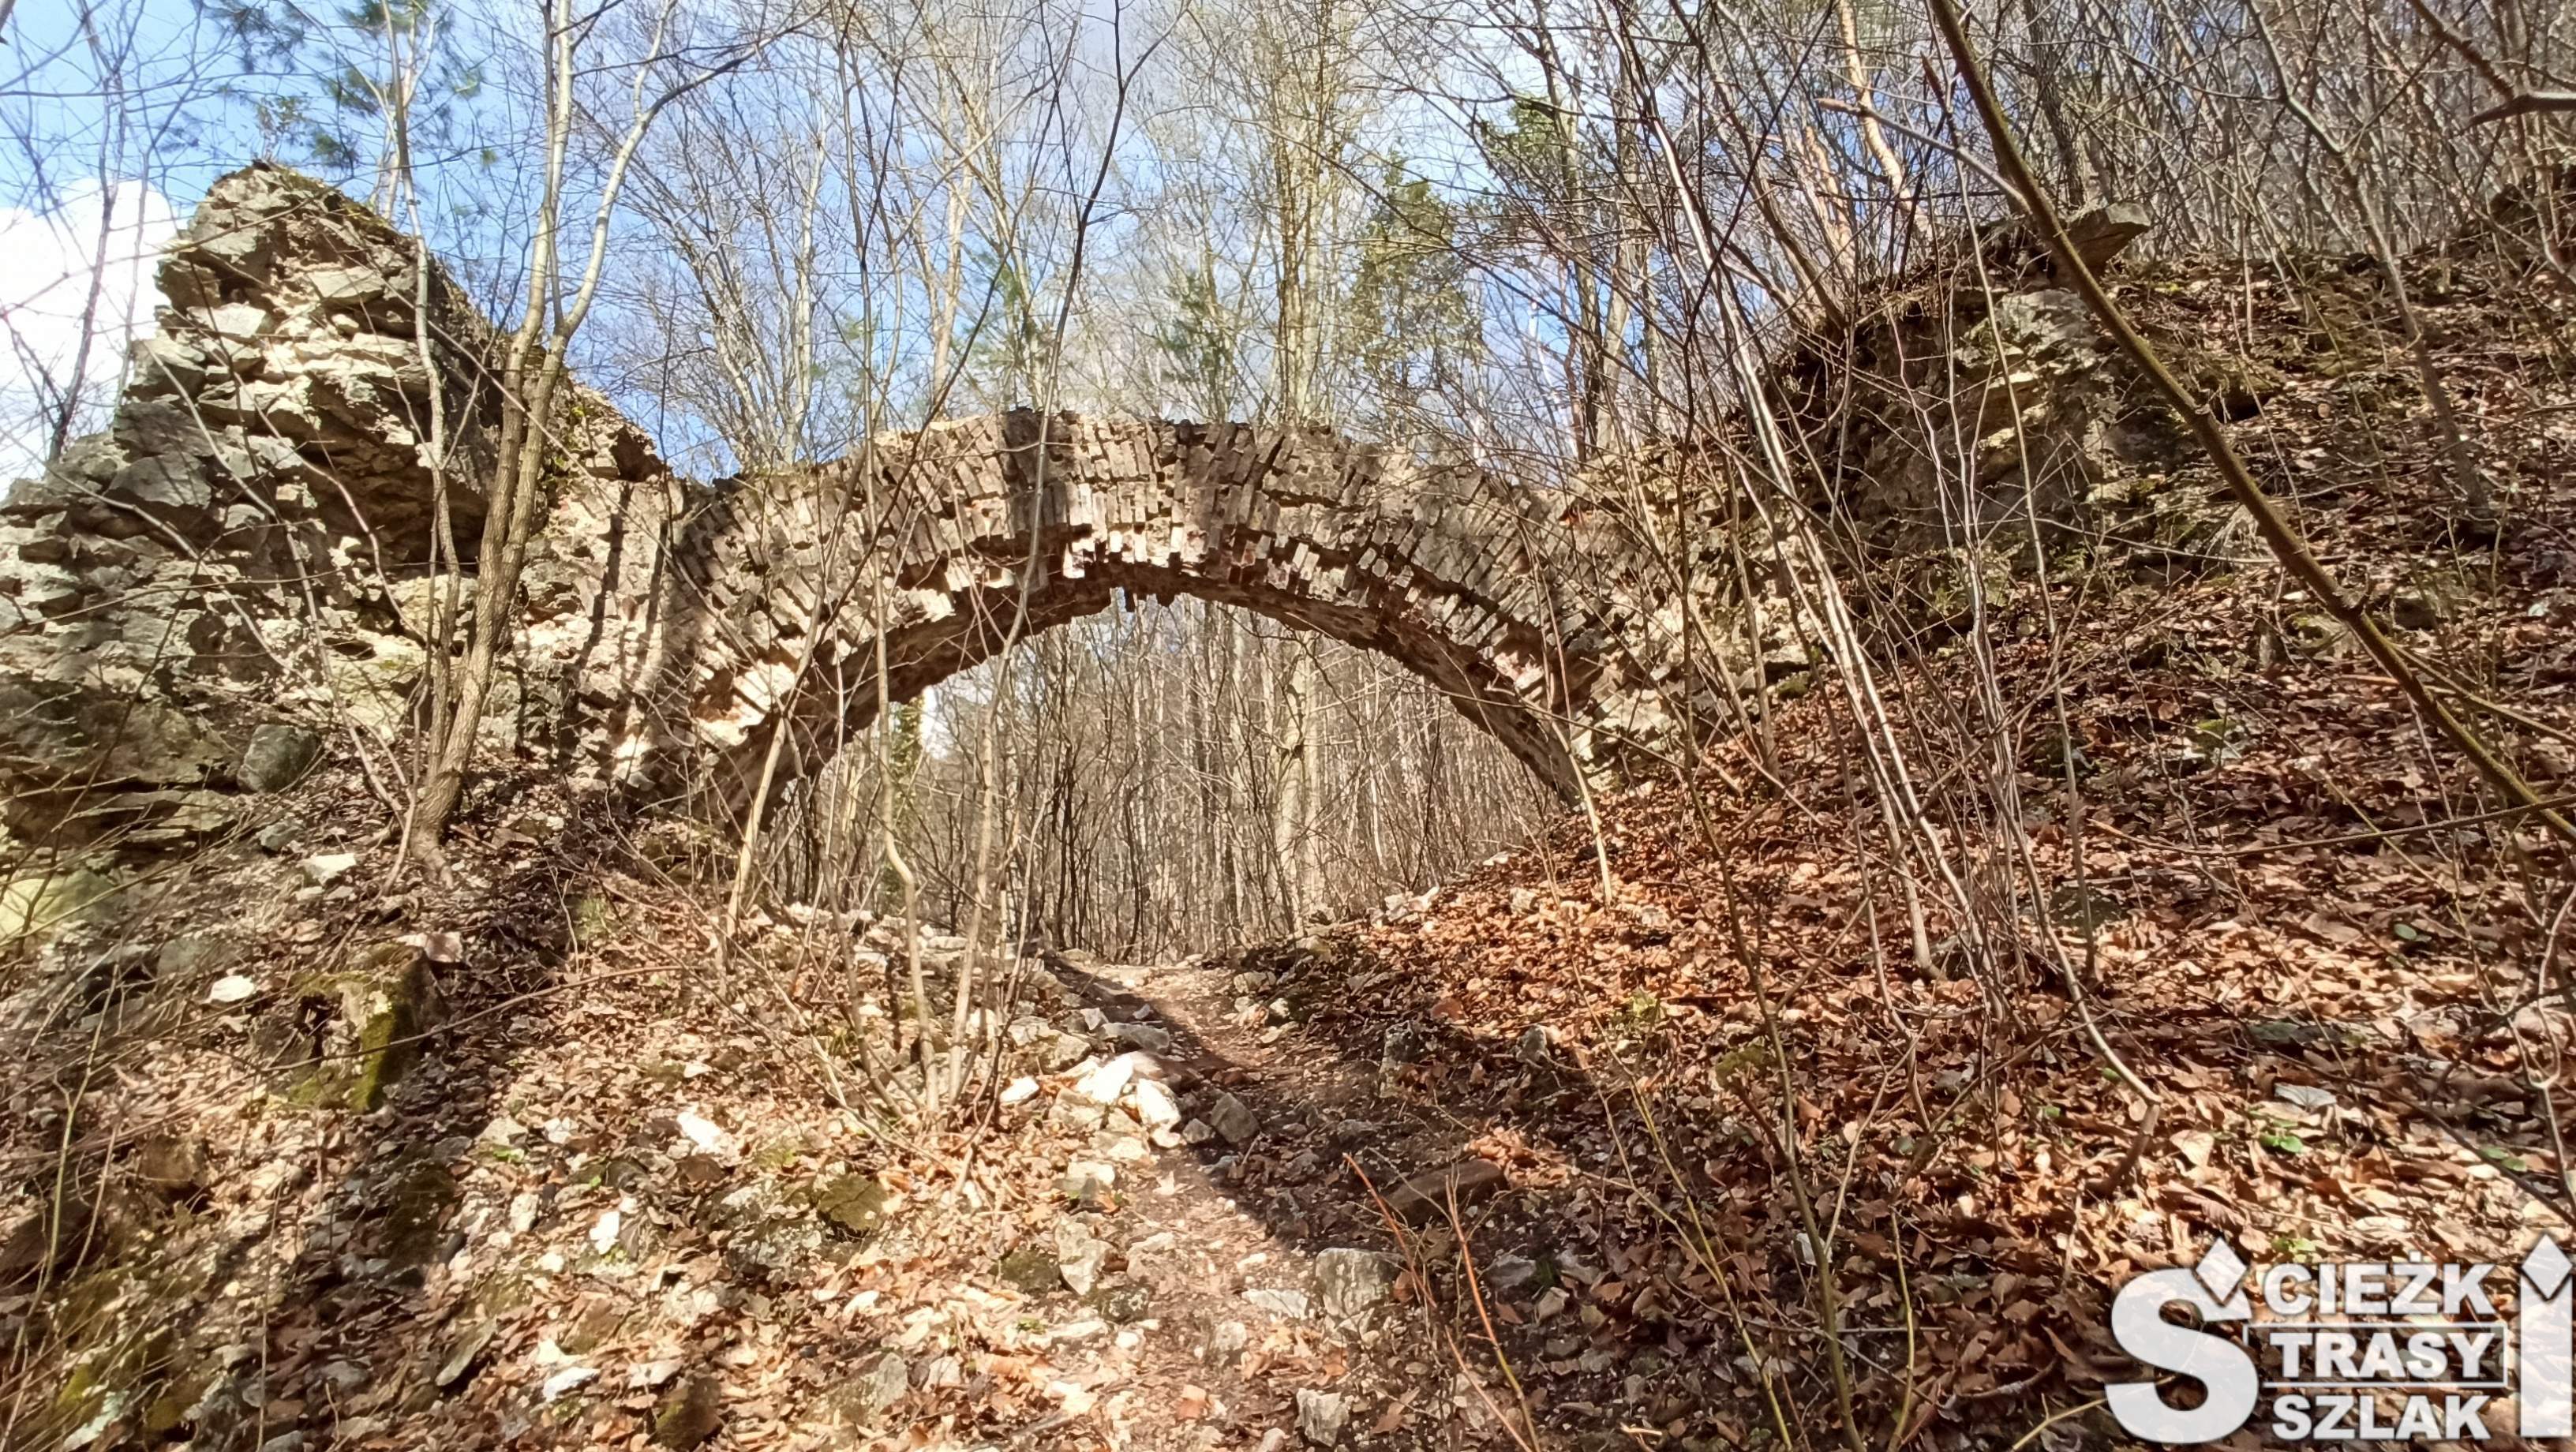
<box><xmin>12</xmin><ymin>840</ymin><xmax>1605</xmax><ymax>1452</ymax></box>
<box><xmin>1002</xmin><ymin>951</ymin><xmax>1490</xmax><ymax>1450</ymax></box>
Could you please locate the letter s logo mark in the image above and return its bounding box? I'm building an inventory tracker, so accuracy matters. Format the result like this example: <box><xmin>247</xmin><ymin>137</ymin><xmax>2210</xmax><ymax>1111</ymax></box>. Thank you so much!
<box><xmin>2107</xmin><ymin>1242</ymin><xmax>2261</xmax><ymax>1443</ymax></box>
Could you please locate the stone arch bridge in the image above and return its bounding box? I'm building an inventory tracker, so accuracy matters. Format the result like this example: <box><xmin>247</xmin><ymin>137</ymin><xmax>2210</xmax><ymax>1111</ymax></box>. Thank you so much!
<box><xmin>0</xmin><ymin>166</ymin><xmax>1747</xmax><ymax>846</ymax></box>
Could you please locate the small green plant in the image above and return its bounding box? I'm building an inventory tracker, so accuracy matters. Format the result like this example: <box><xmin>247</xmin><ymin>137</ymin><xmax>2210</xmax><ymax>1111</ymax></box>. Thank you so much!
<box><xmin>2183</xmin><ymin>716</ymin><xmax>2248</xmax><ymax>767</ymax></box>
<box><xmin>2254</xmin><ymin>1116</ymin><xmax>2307</xmax><ymax>1156</ymax></box>
<box><xmin>2246</xmin><ymin>1106</ymin><xmax>2310</xmax><ymax>1156</ymax></box>
<box><xmin>1710</xmin><ymin>1040</ymin><xmax>1770</xmax><ymax>1089</ymax></box>
<box><xmin>2258</xmin><ymin>1128</ymin><xmax>2305</xmax><ymax>1155</ymax></box>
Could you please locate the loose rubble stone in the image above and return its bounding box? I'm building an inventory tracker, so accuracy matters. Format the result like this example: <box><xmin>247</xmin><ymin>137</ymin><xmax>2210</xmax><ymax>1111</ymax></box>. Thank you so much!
<box><xmin>1208</xmin><ymin>1093</ymin><xmax>1260</xmax><ymax>1146</ymax></box>
<box><xmin>651</xmin><ymin>1375</ymin><xmax>722</xmax><ymax>1448</ymax></box>
<box><xmin>1068</xmin><ymin>1055</ymin><xmax>1135</xmax><ymax>1106</ymax></box>
<box><xmin>996</xmin><ymin>1244</ymin><xmax>1061</xmax><ymax>1294</ymax></box>
<box><xmin>301</xmin><ymin>852</ymin><xmax>358</xmax><ymax>885</ymax></box>
<box><xmin>434</xmin><ymin>1319</ymin><xmax>496</xmax><ymax>1387</ymax></box>
<box><xmin>862</xmin><ymin>1353</ymin><xmax>908</xmax><ymax>1414</ymax></box>
<box><xmin>706</xmin><ymin>1184</ymin><xmax>824</xmax><ymax>1278</ymax></box>
<box><xmin>811</xmin><ymin>1174</ymin><xmax>888</xmax><ymax>1239</ymax></box>
<box><xmin>1055</xmin><ymin>1218</ymin><xmax>1106</xmax><ymax>1295</ymax></box>
<box><xmin>1051</xmin><ymin>1095</ymin><xmax>1108</xmax><ymax>1132</ymax></box>
<box><xmin>237</xmin><ymin>724</ymin><xmax>321</xmax><ymax>791</ymax></box>
<box><xmin>1095</xmin><ymin>1132</ymin><xmax>1152</xmax><ymax>1163</ymax></box>
<box><xmin>1133</xmin><ymin>1078</ymin><xmax>1182</xmax><ymax>1133</ymax></box>
<box><xmin>1059</xmin><ymin>1159</ymin><xmax>1118</xmax><ymax>1207</ymax></box>
<box><xmin>673</xmin><ymin>1110</ymin><xmax>739</xmax><ymax>1162</ymax></box>
<box><xmin>1296</xmin><ymin>1389</ymin><xmax>1350</xmax><ymax>1446</ymax></box>
<box><xmin>1244</xmin><ymin>1288</ymin><xmax>1311</xmax><ymax>1319</ymax></box>
<box><xmin>1313</xmin><ymin>1248</ymin><xmax>1393</xmax><ymax>1326</ymax></box>
<box><xmin>1050</xmin><ymin>1318</ymin><xmax>1108</xmax><ymax>1346</ymax></box>
<box><xmin>2391</xmin><ymin>587</ymin><xmax>2451</xmax><ymax>631</ymax></box>
<box><xmin>303</xmin><ymin>941</ymin><xmax>444</xmax><ymax>1111</ymax></box>
<box><xmin>1110</xmin><ymin>1020</ymin><xmax>1174</xmax><ymax>1053</ymax></box>
<box><xmin>1380</xmin><ymin>1023</ymin><xmax>1427</xmax><ymax>1065</ymax></box>
<box><xmin>134</xmin><ymin>1133</ymin><xmax>208</xmax><ymax>1196</ymax></box>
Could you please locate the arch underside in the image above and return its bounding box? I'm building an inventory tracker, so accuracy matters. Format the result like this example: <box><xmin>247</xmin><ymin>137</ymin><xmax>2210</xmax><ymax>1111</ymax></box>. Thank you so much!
<box><xmin>646</xmin><ymin>412</ymin><xmax>1657</xmax><ymax>818</ymax></box>
<box><xmin>699</xmin><ymin>552</ymin><xmax>1593</xmax><ymax>813</ymax></box>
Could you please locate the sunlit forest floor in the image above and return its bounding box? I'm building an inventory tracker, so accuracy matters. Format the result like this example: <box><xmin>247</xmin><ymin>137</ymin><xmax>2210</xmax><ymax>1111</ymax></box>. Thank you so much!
<box><xmin>8</xmin><ymin>199</ymin><xmax>2576</xmax><ymax>1452</ymax></box>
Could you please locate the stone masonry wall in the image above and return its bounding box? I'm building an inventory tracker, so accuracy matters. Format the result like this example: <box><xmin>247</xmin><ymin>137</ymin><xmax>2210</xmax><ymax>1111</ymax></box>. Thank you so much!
<box><xmin>0</xmin><ymin>164</ymin><xmax>668</xmax><ymax>847</ymax></box>
<box><xmin>6</xmin><ymin>168</ymin><xmax>2160</xmax><ymax>848</ymax></box>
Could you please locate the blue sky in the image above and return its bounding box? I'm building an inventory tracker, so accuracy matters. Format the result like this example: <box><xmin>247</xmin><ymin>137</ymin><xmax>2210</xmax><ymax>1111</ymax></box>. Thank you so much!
<box><xmin>0</xmin><ymin>0</ymin><xmax>1620</xmax><ymax>481</ymax></box>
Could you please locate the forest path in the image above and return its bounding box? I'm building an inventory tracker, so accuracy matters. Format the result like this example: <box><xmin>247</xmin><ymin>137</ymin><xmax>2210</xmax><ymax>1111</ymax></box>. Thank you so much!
<box><xmin>1002</xmin><ymin>950</ymin><xmax>1507</xmax><ymax>1450</ymax></box>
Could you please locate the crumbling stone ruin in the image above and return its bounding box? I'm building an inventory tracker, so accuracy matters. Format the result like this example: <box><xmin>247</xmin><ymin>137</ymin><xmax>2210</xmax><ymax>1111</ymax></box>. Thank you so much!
<box><xmin>0</xmin><ymin>165</ymin><xmax>2166</xmax><ymax>857</ymax></box>
<box><xmin>0</xmin><ymin>165</ymin><xmax>665</xmax><ymax>849</ymax></box>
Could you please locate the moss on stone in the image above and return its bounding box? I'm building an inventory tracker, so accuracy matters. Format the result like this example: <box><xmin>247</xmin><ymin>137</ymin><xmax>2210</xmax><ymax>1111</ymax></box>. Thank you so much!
<box><xmin>0</xmin><ymin>862</ymin><xmax>117</xmax><ymax>952</ymax></box>
<box><xmin>809</xmin><ymin>1174</ymin><xmax>888</xmax><ymax>1241</ymax></box>
<box><xmin>994</xmin><ymin>1243</ymin><xmax>1060</xmax><ymax>1294</ymax></box>
<box><xmin>285</xmin><ymin>942</ymin><xmax>440</xmax><ymax>1110</ymax></box>
<box><xmin>571</xmin><ymin>891</ymin><xmax>613</xmax><ymax>945</ymax></box>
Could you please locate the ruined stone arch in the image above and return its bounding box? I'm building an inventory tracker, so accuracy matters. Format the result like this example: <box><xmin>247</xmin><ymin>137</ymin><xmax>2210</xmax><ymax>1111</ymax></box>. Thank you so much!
<box><xmin>650</xmin><ymin>411</ymin><xmax>1655</xmax><ymax>811</ymax></box>
<box><xmin>0</xmin><ymin>165</ymin><xmax>1717</xmax><ymax>845</ymax></box>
